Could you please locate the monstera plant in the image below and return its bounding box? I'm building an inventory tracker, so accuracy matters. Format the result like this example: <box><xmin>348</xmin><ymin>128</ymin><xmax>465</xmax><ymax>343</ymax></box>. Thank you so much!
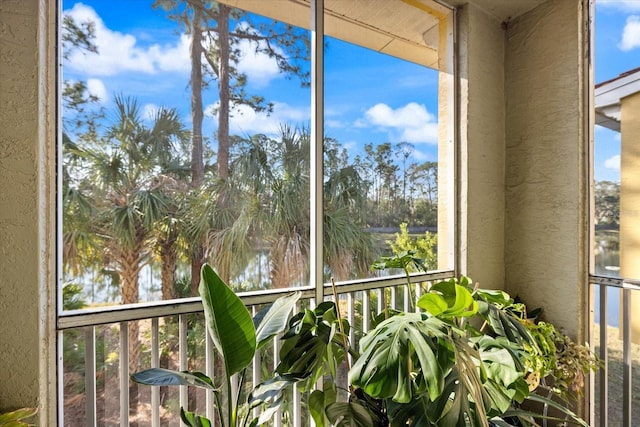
<box><xmin>273</xmin><ymin>252</ymin><xmax>593</xmax><ymax>427</ymax></box>
<box><xmin>132</xmin><ymin>264</ymin><xmax>301</xmax><ymax>427</ymax></box>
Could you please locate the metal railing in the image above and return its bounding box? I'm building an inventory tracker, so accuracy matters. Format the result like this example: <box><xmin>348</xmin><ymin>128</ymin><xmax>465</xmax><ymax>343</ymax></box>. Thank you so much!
<box><xmin>590</xmin><ymin>274</ymin><xmax>640</xmax><ymax>427</ymax></box>
<box><xmin>58</xmin><ymin>271</ymin><xmax>454</xmax><ymax>427</ymax></box>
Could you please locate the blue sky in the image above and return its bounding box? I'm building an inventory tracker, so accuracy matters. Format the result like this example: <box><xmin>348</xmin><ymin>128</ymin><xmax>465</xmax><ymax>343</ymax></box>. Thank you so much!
<box><xmin>595</xmin><ymin>0</ymin><xmax>640</xmax><ymax>182</ymax></box>
<box><xmin>62</xmin><ymin>0</ymin><xmax>640</xmax><ymax>181</ymax></box>
<box><xmin>62</xmin><ymin>1</ymin><xmax>439</xmax><ymax>167</ymax></box>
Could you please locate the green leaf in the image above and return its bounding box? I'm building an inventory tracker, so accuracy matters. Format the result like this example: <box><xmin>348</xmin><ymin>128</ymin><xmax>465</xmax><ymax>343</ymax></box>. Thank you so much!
<box><xmin>248</xmin><ymin>377</ymin><xmax>294</xmax><ymax>408</ymax></box>
<box><xmin>325</xmin><ymin>402</ymin><xmax>374</xmax><ymax>427</ymax></box>
<box><xmin>199</xmin><ymin>264</ymin><xmax>256</xmax><ymax>376</ymax></box>
<box><xmin>0</xmin><ymin>408</ymin><xmax>37</xmax><ymax>426</ymax></box>
<box><xmin>309</xmin><ymin>391</ymin><xmax>326</xmax><ymax>427</ymax></box>
<box><xmin>131</xmin><ymin>368</ymin><xmax>215</xmax><ymax>390</ymax></box>
<box><xmin>416</xmin><ymin>293</ymin><xmax>448</xmax><ymax>316</ymax></box>
<box><xmin>180</xmin><ymin>408</ymin><xmax>212</xmax><ymax>427</ymax></box>
<box><xmin>426</xmin><ymin>279</ymin><xmax>478</xmax><ymax>318</ymax></box>
<box><xmin>254</xmin><ymin>292</ymin><xmax>301</xmax><ymax>349</ymax></box>
<box><xmin>349</xmin><ymin>313</ymin><xmax>448</xmax><ymax>403</ymax></box>
<box><xmin>277</xmin><ymin>302</ymin><xmax>347</xmax><ymax>390</ymax></box>
<box><xmin>523</xmin><ymin>393</ymin><xmax>590</xmax><ymax>427</ymax></box>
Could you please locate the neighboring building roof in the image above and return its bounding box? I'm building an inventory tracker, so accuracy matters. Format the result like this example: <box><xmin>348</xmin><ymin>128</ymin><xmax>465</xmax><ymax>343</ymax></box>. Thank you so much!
<box><xmin>595</xmin><ymin>67</ymin><xmax>640</xmax><ymax>132</ymax></box>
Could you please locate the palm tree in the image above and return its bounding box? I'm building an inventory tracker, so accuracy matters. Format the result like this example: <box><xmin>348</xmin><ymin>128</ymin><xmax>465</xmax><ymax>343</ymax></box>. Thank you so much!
<box><xmin>226</xmin><ymin>125</ymin><xmax>373</xmax><ymax>288</ymax></box>
<box><xmin>324</xmin><ymin>164</ymin><xmax>376</xmax><ymax>281</ymax></box>
<box><xmin>63</xmin><ymin>95</ymin><xmax>188</xmax><ymax>383</ymax></box>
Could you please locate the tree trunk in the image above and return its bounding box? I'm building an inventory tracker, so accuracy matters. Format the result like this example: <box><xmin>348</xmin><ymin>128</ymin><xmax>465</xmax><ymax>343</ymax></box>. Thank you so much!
<box><xmin>118</xmin><ymin>245</ymin><xmax>143</xmax><ymax>426</ymax></box>
<box><xmin>160</xmin><ymin>237</ymin><xmax>178</xmax><ymax>300</ymax></box>
<box><xmin>190</xmin><ymin>6</ymin><xmax>204</xmax><ymax>187</ymax></box>
<box><xmin>217</xmin><ymin>4</ymin><xmax>231</xmax><ymax>182</ymax></box>
<box><xmin>190</xmin><ymin>5</ymin><xmax>205</xmax><ymax>295</ymax></box>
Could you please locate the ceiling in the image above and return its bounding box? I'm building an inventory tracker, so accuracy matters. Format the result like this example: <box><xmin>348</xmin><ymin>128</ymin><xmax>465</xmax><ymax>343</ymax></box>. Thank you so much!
<box><xmin>218</xmin><ymin>0</ymin><xmax>550</xmax><ymax>69</ymax></box>
<box><xmin>453</xmin><ymin>0</ymin><xmax>549</xmax><ymax>22</ymax></box>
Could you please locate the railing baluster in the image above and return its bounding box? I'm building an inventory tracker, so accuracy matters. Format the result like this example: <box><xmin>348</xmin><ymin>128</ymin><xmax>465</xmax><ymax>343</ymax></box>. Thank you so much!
<box><xmin>273</xmin><ymin>335</ymin><xmax>282</xmax><ymax>427</ymax></box>
<box><xmin>622</xmin><ymin>285</ymin><xmax>632</xmax><ymax>427</ymax></box>
<box><xmin>402</xmin><ymin>284</ymin><xmax>409</xmax><ymax>312</ymax></box>
<box><xmin>363</xmin><ymin>290</ymin><xmax>370</xmax><ymax>333</ymax></box>
<box><xmin>151</xmin><ymin>318</ymin><xmax>160</xmax><ymax>427</ymax></box>
<box><xmin>84</xmin><ymin>326</ymin><xmax>96</xmax><ymax>427</ymax></box>
<box><xmin>119</xmin><ymin>322</ymin><xmax>129</xmax><ymax>427</ymax></box>
<box><xmin>415</xmin><ymin>282</ymin><xmax>422</xmax><ymax>312</ymax></box>
<box><xmin>348</xmin><ymin>292</ymin><xmax>355</xmax><ymax>365</ymax></box>
<box><xmin>206</xmin><ymin>329</ymin><xmax>215</xmax><ymax>422</ymax></box>
<box><xmin>391</xmin><ymin>286</ymin><xmax>397</xmax><ymax>310</ymax></box>
<box><xmin>293</xmin><ymin>300</ymin><xmax>302</xmax><ymax>427</ymax></box>
<box><xmin>599</xmin><ymin>284</ymin><xmax>608</xmax><ymax>427</ymax></box>
<box><xmin>179</xmin><ymin>314</ymin><xmax>188</xmax><ymax>413</ymax></box>
<box><xmin>252</xmin><ymin>306</ymin><xmax>262</xmax><ymax>420</ymax></box>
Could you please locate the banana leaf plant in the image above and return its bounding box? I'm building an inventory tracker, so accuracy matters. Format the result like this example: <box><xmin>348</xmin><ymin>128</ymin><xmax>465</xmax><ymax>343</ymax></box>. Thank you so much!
<box><xmin>131</xmin><ymin>264</ymin><xmax>301</xmax><ymax>427</ymax></box>
<box><xmin>274</xmin><ymin>251</ymin><xmax>592</xmax><ymax>427</ymax></box>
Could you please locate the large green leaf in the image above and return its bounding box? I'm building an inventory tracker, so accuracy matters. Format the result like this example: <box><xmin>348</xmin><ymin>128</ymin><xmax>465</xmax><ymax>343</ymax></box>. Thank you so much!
<box><xmin>254</xmin><ymin>292</ymin><xmax>301</xmax><ymax>349</ymax></box>
<box><xmin>349</xmin><ymin>313</ymin><xmax>448</xmax><ymax>403</ymax></box>
<box><xmin>131</xmin><ymin>368</ymin><xmax>215</xmax><ymax>389</ymax></box>
<box><xmin>199</xmin><ymin>264</ymin><xmax>256</xmax><ymax>376</ymax></box>
<box><xmin>325</xmin><ymin>402</ymin><xmax>374</xmax><ymax>427</ymax></box>
<box><xmin>419</xmin><ymin>279</ymin><xmax>478</xmax><ymax>318</ymax></box>
<box><xmin>277</xmin><ymin>302</ymin><xmax>347</xmax><ymax>390</ymax></box>
<box><xmin>430</xmin><ymin>335</ymin><xmax>492</xmax><ymax>427</ymax></box>
<box><xmin>0</xmin><ymin>408</ymin><xmax>37</xmax><ymax>426</ymax></box>
<box><xmin>308</xmin><ymin>388</ymin><xmax>339</xmax><ymax>427</ymax></box>
<box><xmin>180</xmin><ymin>408</ymin><xmax>212</xmax><ymax>427</ymax></box>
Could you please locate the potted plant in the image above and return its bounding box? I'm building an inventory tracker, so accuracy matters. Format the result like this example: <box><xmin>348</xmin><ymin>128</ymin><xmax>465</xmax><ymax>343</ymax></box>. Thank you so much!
<box><xmin>134</xmin><ymin>256</ymin><xmax>597</xmax><ymax>427</ymax></box>
<box><xmin>272</xmin><ymin>251</ymin><xmax>596</xmax><ymax>426</ymax></box>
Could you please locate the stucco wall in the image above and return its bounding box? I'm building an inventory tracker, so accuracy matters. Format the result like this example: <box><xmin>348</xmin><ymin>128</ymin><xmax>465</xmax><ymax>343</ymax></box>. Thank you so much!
<box><xmin>458</xmin><ymin>4</ymin><xmax>506</xmax><ymax>289</ymax></box>
<box><xmin>0</xmin><ymin>0</ymin><xmax>56</xmax><ymax>423</ymax></box>
<box><xmin>504</xmin><ymin>0</ymin><xmax>588</xmax><ymax>339</ymax></box>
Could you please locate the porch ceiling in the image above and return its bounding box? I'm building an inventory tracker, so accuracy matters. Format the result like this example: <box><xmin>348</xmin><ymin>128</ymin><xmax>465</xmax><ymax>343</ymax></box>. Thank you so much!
<box><xmin>218</xmin><ymin>0</ymin><xmax>550</xmax><ymax>70</ymax></box>
<box><xmin>453</xmin><ymin>0</ymin><xmax>549</xmax><ymax>22</ymax></box>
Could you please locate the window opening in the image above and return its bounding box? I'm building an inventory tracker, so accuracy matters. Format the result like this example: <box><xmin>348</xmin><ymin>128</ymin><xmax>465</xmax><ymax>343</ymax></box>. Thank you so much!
<box><xmin>59</xmin><ymin>0</ymin><xmax>455</xmax><ymax>424</ymax></box>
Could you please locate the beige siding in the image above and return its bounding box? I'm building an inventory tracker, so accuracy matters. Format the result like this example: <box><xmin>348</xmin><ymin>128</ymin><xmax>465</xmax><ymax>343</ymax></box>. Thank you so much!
<box><xmin>504</xmin><ymin>0</ymin><xmax>589</xmax><ymax>340</ymax></box>
<box><xmin>0</xmin><ymin>0</ymin><xmax>57</xmax><ymax>423</ymax></box>
<box><xmin>458</xmin><ymin>4</ymin><xmax>507</xmax><ymax>288</ymax></box>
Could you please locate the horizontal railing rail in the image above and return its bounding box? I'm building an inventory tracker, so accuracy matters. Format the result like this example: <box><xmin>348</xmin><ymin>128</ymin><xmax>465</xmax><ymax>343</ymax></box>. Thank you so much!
<box><xmin>57</xmin><ymin>270</ymin><xmax>455</xmax><ymax>329</ymax></box>
<box><xmin>59</xmin><ymin>270</ymin><xmax>455</xmax><ymax>427</ymax></box>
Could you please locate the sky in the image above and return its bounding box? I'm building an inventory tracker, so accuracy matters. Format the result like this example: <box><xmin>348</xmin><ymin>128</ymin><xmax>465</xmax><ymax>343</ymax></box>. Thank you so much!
<box><xmin>62</xmin><ymin>0</ymin><xmax>640</xmax><ymax>182</ymax></box>
<box><xmin>62</xmin><ymin>0</ymin><xmax>440</xmax><ymax>168</ymax></box>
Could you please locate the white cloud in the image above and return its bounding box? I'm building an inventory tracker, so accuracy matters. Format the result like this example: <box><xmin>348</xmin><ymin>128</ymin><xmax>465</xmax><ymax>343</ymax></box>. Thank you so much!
<box><xmin>205</xmin><ymin>101</ymin><xmax>309</xmax><ymax>136</ymax></box>
<box><xmin>619</xmin><ymin>15</ymin><xmax>640</xmax><ymax>51</ymax></box>
<box><xmin>605</xmin><ymin>154</ymin><xmax>621</xmax><ymax>171</ymax></box>
<box><xmin>63</xmin><ymin>6</ymin><xmax>283</xmax><ymax>88</ymax></box>
<box><xmin>149</xmin><ymin>35</ymin><xmax>191</xmax><ymax>73</ymax></box>
<box><xmin>86</xmin><ymin>78</ymin><xmax>108</xmax><ymax>102</ymax></box>
<box><xmin>597</xmin><ymin>0</ymin><xmax>640</xmax><ymax>12</ymax></box>
<box><xmin>359</xmin><ymin>102</ymin><xmax>438</xmax><ymax>144</ymax></box>
<box><xmin>64</xmin><ymin>3</ymin><xmax>190</xmax><ymax>76</ymax></box>
<box><xmin>234</xmin><ymin>37</ymin><xmax>282</xmax><ymax>88</ymax></box>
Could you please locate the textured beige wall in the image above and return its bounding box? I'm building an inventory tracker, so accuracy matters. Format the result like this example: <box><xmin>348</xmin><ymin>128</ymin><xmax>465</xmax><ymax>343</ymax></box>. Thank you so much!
<box><xmin>619</xmin><ymin>92</ymin><xmax>640</xmax><ymax>342</ymax></box>
<box><xmin>0</xmin><ymin>0</ymin><xmax>56</xmax><ymax>423</ymax></box>
<box><xmin>504</xmin><ymin>0</ymin><xmax>588</xmax><ymax>339</ymax></box>
<box><xmin>457</xmin><ymin>4</ymin><xmax>506</xmax><ymax>289</ymax></box>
